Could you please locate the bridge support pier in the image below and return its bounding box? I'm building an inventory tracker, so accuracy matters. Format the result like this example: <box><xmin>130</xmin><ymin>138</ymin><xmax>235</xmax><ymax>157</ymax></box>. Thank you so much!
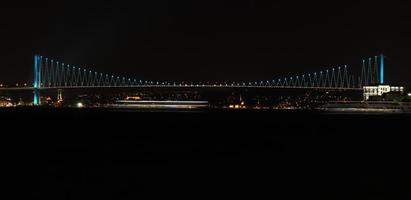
<box><xmin>33</xmin><ymin>89</ymin><xmax>40</xmax><ymax>105</ymax></box>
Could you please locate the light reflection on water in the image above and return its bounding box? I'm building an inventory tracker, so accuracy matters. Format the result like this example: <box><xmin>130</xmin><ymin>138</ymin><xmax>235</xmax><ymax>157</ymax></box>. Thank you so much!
<box><xmin>108</xmin><ymin>108</ymin><xmax>207</xmax><ymax>113</ymax></box>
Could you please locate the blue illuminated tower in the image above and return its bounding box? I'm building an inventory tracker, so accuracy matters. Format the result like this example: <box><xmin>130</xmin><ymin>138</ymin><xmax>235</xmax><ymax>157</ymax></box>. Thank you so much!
<box><xmin>380</xmin><ymin>54</ymin><xmax>384</xmax><ymax>84</ymax></box>
<box><xmin>33</xmin><ymin>55</ymin><xmax>41</xmax><ymax>105</ymax></box>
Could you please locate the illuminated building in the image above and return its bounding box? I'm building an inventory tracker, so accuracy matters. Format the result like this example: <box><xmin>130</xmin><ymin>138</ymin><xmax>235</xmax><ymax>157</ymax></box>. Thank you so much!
<box><xmin>363</xmin><ymin>85</ymin><xmax>404</xmax><ymax>101</ymax></box>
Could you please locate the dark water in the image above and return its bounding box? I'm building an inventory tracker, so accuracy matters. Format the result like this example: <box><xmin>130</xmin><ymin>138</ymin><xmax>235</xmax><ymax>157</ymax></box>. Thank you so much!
<box><xmin>2</xmin><ymin>108</ymin><xmax>410</xmax><ymax>199</ymax></box>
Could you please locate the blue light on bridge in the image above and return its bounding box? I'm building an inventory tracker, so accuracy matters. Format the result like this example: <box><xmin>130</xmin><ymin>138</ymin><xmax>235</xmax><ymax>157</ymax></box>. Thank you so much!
<box><xmin>33</xmin><ymin>56</ymin><xmax>37</xmax><ymax>88</ymax></box>
<box><xmin>380</xmin><ymin>54</ymin><xmax>384</xmax><ymax>84</ymax></box>
<box><xmin>33</xmin><ymin>55</ymin><xmax>39</xmax><ymax>88</ymax></box>
<box><xmin>33</xmin><ymin>55</ymin><xmax>41</xmax><ymax>105</ymax></box>
<box><xmin>33</xmin><ymin>90</ymin><xmax>40</xmax><ymax>105</ymax></box>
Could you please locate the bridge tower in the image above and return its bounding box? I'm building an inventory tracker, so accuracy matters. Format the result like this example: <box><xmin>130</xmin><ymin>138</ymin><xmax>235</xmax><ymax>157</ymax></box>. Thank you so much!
<box><xmin>380</xmin><ymin>54</ymin><xmax>384</xmax><ymax>84</ymax></box>
<box><xmin>33</xmin><ymin>55</ymin><xmax>41</xmax><ymax>105</ymax></box>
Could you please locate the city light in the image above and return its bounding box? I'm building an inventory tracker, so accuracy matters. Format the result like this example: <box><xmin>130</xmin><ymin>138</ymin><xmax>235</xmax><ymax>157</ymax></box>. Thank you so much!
<box><xmin>77</xmin><ymin>102</ymin><xmax>84</xmax><ymax>108</ymax></box>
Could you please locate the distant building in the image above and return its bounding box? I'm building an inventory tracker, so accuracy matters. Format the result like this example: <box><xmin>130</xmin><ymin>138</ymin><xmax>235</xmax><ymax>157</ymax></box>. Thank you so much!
<box><xmin>363</xmin><ymin>85</ymin><xmax>404</xmax><ymax>101</ymax></box>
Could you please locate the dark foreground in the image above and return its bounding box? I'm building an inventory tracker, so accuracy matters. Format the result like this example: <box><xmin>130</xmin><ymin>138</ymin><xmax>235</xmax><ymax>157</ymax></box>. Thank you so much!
<box><xmin>2</xmin><ymin>108</ymin><xmax>410</xmax><ymax>199</ymax></box>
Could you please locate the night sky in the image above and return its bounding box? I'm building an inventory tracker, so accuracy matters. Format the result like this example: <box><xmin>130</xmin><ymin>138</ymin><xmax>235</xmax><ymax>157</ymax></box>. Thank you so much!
<box><xmin>1</xmin><ymin>1</ymin><xmax>410</xmax><ymax>85</ymax></box>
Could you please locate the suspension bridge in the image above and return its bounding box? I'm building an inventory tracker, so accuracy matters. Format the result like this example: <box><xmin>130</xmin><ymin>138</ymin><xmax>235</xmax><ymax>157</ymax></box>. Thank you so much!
<box><xmin>0</xmin><ymin>54</ymin><xmax>386</xmax><ymax>105</ymax></box>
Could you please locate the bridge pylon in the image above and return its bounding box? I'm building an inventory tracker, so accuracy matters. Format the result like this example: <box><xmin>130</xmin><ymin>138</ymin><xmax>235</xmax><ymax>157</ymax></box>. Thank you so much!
<box><xmin>33</xmin><ymin>55</ymin><xmax>41</xmax><ymax>105</ymax></box>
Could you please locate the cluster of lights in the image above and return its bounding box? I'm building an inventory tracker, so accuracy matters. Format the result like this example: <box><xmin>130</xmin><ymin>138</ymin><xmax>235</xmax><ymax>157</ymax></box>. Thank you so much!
<box><xmin>228</xmin><ymin>101</ymin><xmax>246</xmax><ymax>109</ymax></box>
